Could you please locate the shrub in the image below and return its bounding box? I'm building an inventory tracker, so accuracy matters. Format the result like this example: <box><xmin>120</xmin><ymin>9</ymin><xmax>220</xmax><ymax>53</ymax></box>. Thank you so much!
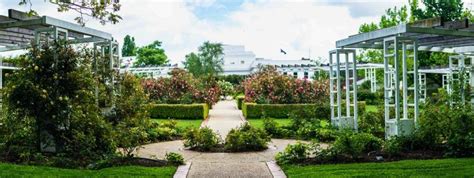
<box><xmin>147</xmin><ymin>120</ymin><xmax>180</xmax><ymax>141</ymax></box>
<box><xmin>183</xmin><ymin>127</ymin><xmax>220</xmax><ymax>151</ymax></box>
<box><xmin>218</xmin><ymin>80</ymin><xmax>234</xmax><ymax>99</ymax></box>
<box><xmin>149</xmin><ymin>104</ymin><xmax>209</xmax><ymax>120</ymax></box>
<box><xmin>224</xmin><ymin>123</ymin><xmax>270</xmax><ymax>152</ymax></box>
<box><xmin>357</xmin><ymin>90</ymin><xmax>381</xmax><ymax>105</ymax></box>
<box><xmin>236</xmin><ymin>96</ymin><xmax>244</xmax><ymax>110</ymax></box>
<box><xmin>332</xmin><ymin>131</ymin><xmax>382</xmax><ymax>159</ymax></box>
<box><xmin>243</xmin><ymin>103</ymin><xmax>318</xmax><ymax>119</ymax></box>
<box><xmin>243</xmin><ymin>66</ymin><xmax>329</xmax><ymax>104</ymax></box>
<box><xmin>275</xmin><ymin>142</ymin><xmax>316</xmax><ymax>165</ymax></box>
<box><xmin>358</xmin><ymin>111</ymin><xmax>384</xmax><ymax>138</ymax></box>
<box><xmin>2</xmin><ymin>41</ymin><xmax>115</xmax><ymax>166</ymax></box>
<box><xmin>165</xmin><ymin>152</ymin><xmax>185</xmax><ymax>165</ymax></box>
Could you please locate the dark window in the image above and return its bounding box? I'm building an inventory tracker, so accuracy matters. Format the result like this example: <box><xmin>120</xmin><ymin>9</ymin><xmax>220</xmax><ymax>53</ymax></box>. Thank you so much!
<box><xmin>293</xmin><ymin>72</ymin><xmax>298</xmax><ymax>78</ymax></box>
<box><xmin>304</xmin><ymin>71</ymin><xmax>309</xmax><ymax>79</ymax></box>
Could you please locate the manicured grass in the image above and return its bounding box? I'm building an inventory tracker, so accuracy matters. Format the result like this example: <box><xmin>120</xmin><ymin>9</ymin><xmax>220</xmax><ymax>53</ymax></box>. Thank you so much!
<box><xmin>247</xmin><ymin>118</ymin><xmax>292</xmax><ymax>129</ymax></box>
<box><xmin>282</xmin><ymin>158</ymin><xmax>474</xmax><ymax>177</ymax></box>
<box><xmin>0</xmin><ymin>163</ymin><xmax>177</xmax><ymax>177</ymax></box>
<box><xmin>152</xmin><ymin>119</ymin><xmax>202</xmax><ymax>129</ymax></box>
<box><xmin>366</xmin><ymin>105</ymin><xmax>378</xmax><ymax>112</ymax></box>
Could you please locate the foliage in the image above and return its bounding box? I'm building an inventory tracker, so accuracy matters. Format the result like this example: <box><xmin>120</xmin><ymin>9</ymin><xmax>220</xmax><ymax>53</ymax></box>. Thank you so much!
<box><xmin>146</xmin><ymin>120</ymin><xmax>180</xmax><ymax>141</ymax></box>
<box><xmin>1</xmin><ymin>41</ymin><xmax>115</xmax><ymax>166</ymax></box>
<box><xmin>165</xmin><ymin>152</ymin><xmax>185</xmax><ymax>165</ymax></box>
<box><xmin>122</xmin><ymin>35</ymin><xmax>137</xmax><ymax>57</ymax></box>
<box><xmin>183</xmin><ymin>41</ymin><xmax>224</xmax><ymax>78</ymax></box>
<box><xmin>236</xmin><ymin>96</ymin><xmax>244</xmax><ymax>110</ymax></box>
<box><xmin>18</xmin><ymin>0</ymin><xmax>121</xmax><ymax>25</ymax></box>
<box><xmin>217</xmin><ymin>74</ymin><xmax>247</xmax><ymax>85</ymax></box>
<box><xmin>149</xmin><ymin>104</ymin><xmax>209</xmax><ymax>120</ymax></box>
<box><xmin>142</xmin><ymin>68</ymin><xmax>220</xmax><ymax>106</ymax></box>
<box><xmin>332</xmin><ymin>131</ymin><xmax>383</xmax><ymax>159</ymax></box>
<box><xmin>224</xmin><ymin>123</ymin><xmax>270</xmax><ymax>152</ymax></box>
<box><xmin>243</xmin><ymin>66</ymin><xmax>329</xmax><ymax>104</ymax></box>
<box><xmin>242</xmin><ymin>103</ymin><xmax>321</xmax><ymax>119</ymax></box>
<box><xmin>358</xmin><ymin>111</ymin><xmax>385</xmax><ymax>138</ymax></box>
<box><xmin>183</xmin><ymin>127</ymin><xmax>220</xmax><ymax>151</ymax></box>
<box><xmin>134</xmin><ymin>41</ymin><xmax>168</xmax><ymax>67</ymax></box>
<box><xmin>410</xmin><ymin>0</ymin><xmax>466</xmax><ymax>21</ymax></box>
<box><xmin>276</xmin><ymin>142</ymin><xmax>317</xmax><ymax>165</ymax></box>
<box><xmin>217</xmin><ymin>80</ymin><xmax>234</xmax><ymax>99</ymax></box>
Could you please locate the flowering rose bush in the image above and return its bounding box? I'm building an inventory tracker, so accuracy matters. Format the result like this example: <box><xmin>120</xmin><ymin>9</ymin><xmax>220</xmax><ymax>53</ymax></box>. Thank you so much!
<box><xmin>243</xmin><ymin>66</ymin><xmax>329</xmax><ymax>104</ymax></box>
<box><xmin>142</xmin><ymin>68</ymin><xmax>220</xmax><ymax>106</ymax></box>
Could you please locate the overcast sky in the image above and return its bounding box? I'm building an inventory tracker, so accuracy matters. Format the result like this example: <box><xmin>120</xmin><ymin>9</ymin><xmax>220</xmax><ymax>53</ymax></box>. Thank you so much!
<box><xmin>0</xmin><ymin>0</ymin><xmax>433</xmax><ymax>64</ymax></box>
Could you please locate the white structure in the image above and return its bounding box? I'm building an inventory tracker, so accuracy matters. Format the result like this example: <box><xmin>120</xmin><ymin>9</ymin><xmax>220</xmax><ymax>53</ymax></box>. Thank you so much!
<box><xmin>222</xmin><ymin>45</ymin><xmax>316</xmax><ymax>80</ymax></box>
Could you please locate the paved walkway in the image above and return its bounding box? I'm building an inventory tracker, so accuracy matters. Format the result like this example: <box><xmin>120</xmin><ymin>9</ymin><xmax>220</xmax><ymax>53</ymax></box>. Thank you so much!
<box><xmin>138</xmin><ymin>100</ymin><xmax>304</xmax><ymax>178</ymax></box>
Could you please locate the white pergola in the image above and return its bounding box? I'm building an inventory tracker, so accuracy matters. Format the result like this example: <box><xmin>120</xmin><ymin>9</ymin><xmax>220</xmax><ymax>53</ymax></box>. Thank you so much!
<box><xmin>0</xmin><ymin>9</ymin><xmax>120</xmax><ymax>109</ymax></box>
<box><xmin>333</xmin><ymin>17</ymin><xmax>474</xmax><ymax>138</ymax></box>
<box><xmin>316</xmin><ymin>63</ymin><xmax>386</xmax><ymax>93</ymax></box>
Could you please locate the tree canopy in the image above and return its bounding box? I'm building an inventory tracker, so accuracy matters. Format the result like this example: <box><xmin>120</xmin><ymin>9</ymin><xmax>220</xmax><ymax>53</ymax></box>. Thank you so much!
<box><xmin>18</xmin><ymin>0</ymin><xmax>121</xmax><ymax>25</ymax></box>
<box><xmin>122</xmin><ymin>35</ymin><xmax>137</xmax><ymax>57</ymax></box>
<box><xmin>134</xmin><ymin>41</ymin><xmax>168</xmax><ymax>67</ymax></box>
<box><xmin>183</xmin><ymin>41</ymin><xmax>224</xmax><ymax>78</ymax></box>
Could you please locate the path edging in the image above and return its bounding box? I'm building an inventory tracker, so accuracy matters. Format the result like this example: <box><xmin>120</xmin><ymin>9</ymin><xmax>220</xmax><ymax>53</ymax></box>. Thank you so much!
<box><xmin>173</xmin><ymin>162</ymin><xmax>191</xmax><ymax>178</ymax></box>
<box><xmin>266</xmin><ymin>161</ymin><xmax>287</xmax><ymax>178</ymax></box>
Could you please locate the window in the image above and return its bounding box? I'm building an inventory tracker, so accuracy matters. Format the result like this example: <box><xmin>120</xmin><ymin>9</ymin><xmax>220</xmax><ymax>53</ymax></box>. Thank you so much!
<box><xmin>241</xmin><ymin>60</ymin><xmax>245</xmax><ymax>64</ymax></box>
<box><xmin>304</xmin><ymin>71</ymin><xmax>309</xmax><ymax>79</ymax></box>
<box><xmin>230</xmin><ymin>62</ymin><xmax>235</xmax><ymax>65</ymax></box>
<box><xmin>283</xmin><ymin>72</ymin><xmax>287</xmax><ymax>75</ymax></box>
<box><xmin>293</xmin><ymin>72</ymin><xmax>298</xmax><ymax>78</ymax></box>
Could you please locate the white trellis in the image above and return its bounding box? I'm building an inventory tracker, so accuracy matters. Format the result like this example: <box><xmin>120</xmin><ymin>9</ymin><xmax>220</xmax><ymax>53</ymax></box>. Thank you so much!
<box><xmin>329</xmin><ymin>49</ymin><xmax>358</xmax><ymax>131</ymax></box>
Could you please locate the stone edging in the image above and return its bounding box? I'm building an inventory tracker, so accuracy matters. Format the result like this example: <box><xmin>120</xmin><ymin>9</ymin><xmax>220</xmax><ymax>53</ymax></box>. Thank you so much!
<box><xmin>173</xmin><ymin>162</ymin><xmax>191</xmax><ymax>178</ymax></box>
<box><xmin>266</xmin><ymin>161</ymin><xmax>287</xmax><ymax>178</ymax></box>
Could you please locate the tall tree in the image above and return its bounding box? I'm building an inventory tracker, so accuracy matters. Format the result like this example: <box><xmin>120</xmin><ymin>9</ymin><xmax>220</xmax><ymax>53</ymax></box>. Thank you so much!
<box><xmin>122</xmin><ymin>35</ymin><xmax>137</xmax><ymax>57</ymax></box>
<box><xmin>18</xmin><ymin>0</ymin><xmax>121</xmax><ymax>25</ymax></box>
<box><xmin>410</xmin><ymin>0</ymin><xmax>465</xmax><ymax>21</ymax></box>
<box><xmin>134</xmin><ymin>41</ymin><xmax>168</xmax><ymax>67</ymax></box>
<box><xmin>183</xmin><ymin>41</ymin><xmax>224</xmax><ymax>78</ymax></box>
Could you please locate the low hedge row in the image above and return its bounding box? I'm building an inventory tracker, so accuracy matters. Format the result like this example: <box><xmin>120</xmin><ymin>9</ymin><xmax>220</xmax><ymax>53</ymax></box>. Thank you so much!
<box><xmin>236</xmin><ymin>96</ymin><xmax>244</xmax><ymax>110</ymax></box>
<box><xmin>242</xmin><ymin>103</ymin><xmax>324</xmax><ymax>119</ymax></box>
<box><xmin>242</xmin><ymin>102</ymin><xmax>365</xmax><ymax>119</ymax></box>
<box><xmin>149</xmin><ymin>104</ymin><xmax>209</xmax><ymax>120</ymax></box>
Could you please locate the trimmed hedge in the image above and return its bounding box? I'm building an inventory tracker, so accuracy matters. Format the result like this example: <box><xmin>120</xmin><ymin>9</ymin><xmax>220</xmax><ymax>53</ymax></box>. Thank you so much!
<box><xmin>242</xmin><ymin>103</ymin><xmax>319</xmax><ymax>119</ymax></box>
<box><xmin>236</xmin><ymin>96</ymin><xmax>244</xmax><ymax>110</ymax></box>
<box><xmin>242</xmin><ymin>102</ymin><xmax>365</xmax><ymax>119</ymax></box>
<box><xmin>149</xmin><ymin>104</ymin><xmax>209</xmax><ymax>120</ymax></box>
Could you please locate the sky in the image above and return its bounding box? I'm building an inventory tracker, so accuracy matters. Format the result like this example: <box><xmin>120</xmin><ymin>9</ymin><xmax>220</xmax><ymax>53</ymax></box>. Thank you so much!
<box><xmin>0</xmin><ymin>0</ymin><xmax>428</xmax><ymax>64</ymax></box>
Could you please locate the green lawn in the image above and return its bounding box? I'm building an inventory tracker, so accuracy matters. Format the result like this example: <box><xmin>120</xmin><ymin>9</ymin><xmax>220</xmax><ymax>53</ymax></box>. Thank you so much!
<box><xmin>152</xmin><ymin>119</ymin><xmax>202</xmax><ymax>129</ymax></box>
<box><xmin>247</xmin><ymin>118</ymin><xmax>292</xmax><ymax>129</ymax></box>
<box><xmin>282</xmin><ymin>158</ymin><xmax>474</xmax><ymax>177</ymax></box>
<box><xmin>0</xmin><ymin>163</ymin><xmax>176</xmax><ymax>177</ymax></box>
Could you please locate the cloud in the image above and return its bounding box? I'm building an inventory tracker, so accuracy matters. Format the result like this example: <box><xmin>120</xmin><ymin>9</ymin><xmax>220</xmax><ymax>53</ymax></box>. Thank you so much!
<box><xmin>0</xmin><ymin>0</ymin><xmax>391</xmax><ymax>64</ymax></box>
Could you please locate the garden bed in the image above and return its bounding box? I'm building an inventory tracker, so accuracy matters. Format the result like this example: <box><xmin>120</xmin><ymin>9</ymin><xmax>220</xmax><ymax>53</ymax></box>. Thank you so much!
<box><xmin>242</xmin><ymin>103</ymin><xmax>330</xmax><ymax>119</ymax></box>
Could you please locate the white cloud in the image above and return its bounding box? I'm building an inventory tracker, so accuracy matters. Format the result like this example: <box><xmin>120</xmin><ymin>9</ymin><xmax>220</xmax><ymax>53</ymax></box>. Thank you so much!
<box><xmin>0</xmin><ymin>0</ymin><xmax>392</xmax><ymax>64</ymax></box>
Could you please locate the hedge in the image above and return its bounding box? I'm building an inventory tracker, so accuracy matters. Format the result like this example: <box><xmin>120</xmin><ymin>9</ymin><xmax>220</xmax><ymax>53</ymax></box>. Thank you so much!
<box><xmin>242</xmin><ymin>102</ymin><xmax>366</xmax><ymax>119</ymax></box>
<box><xmin>236</xmin><ymin>96</ymin><xmax>244</xmax><ymax>110</ymax></box>
<box><xmin>149</xmin><ymin>104</ymin><xmax>209</xmax><ymax>120</ymax></box>
<box><xmin>242</xmin><ymin>103</ymin><xmax>324</xmax><ymax>119</ymax></box>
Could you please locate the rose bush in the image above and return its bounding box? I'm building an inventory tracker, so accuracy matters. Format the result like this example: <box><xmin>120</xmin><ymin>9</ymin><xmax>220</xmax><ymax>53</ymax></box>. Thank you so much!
<box><xmin>243</xmin><ymin>66</ymin><xmax>329</xmax><ymax>104</ymax></box>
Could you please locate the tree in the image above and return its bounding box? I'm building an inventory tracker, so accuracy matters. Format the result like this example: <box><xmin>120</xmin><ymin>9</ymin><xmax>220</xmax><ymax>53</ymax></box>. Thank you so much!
<box><xmin>134</xmin><ymin>41</ymin><xmax>168</xmax><ymax>67</ymax></box>
<box><xmin>18</xmin><ymin>0</ymin><xmax>121</xmax><ymax>25</ymax></box>
<box><xmin>183</xmin><ymin>41</ymin><xmax>224</xmax><ymax>78</ymax></box>
<box><xmin>122</xmin><ymin>35</ymin><xmax>137</xmax><ymax>57</ymax></box>
<box><xmin>410</xmin><ymin>0</ymin><xmax>465</xmax><ymax>21</ymax></box>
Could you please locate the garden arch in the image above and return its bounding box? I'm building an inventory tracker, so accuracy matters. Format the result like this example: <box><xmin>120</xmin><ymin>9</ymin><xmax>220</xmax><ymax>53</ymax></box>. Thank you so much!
<box><xmin>333</xmin><ymin>17</ymin><xmax>474</xmax><ymax>138</ymax></box>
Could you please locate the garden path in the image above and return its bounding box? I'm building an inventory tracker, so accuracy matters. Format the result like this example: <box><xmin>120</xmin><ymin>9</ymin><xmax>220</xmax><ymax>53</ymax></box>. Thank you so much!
<box><xmin>138</xmin><ymin>100</ymin><xmax>308</xmax><ymax>178</ymax></box>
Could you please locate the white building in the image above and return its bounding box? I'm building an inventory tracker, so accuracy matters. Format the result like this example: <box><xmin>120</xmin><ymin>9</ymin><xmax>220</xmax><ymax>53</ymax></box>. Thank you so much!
<box><xmin>221</xmin><ymin>45</ymin><xmax>316</xmax><ymax>80</ymax></box>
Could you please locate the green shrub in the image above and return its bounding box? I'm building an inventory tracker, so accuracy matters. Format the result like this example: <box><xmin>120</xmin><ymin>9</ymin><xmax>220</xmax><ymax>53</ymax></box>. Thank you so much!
<box><xmin>149</xmin><ymin>104</ymin><xmax>209</xmax><ymax>120</ymax></box>
<box><xmin>236</xmin><ymin>96</ymin><xmax>244</xmax><ymax>110</ymax></box>
<box><xmin>224</xmin><ymin>123</ymin><xmax>270</xmax><ymax>152</ymax></box>
<box><xmin>275</xmin><ymin>142</ymin><xmax>315</xmax><ymax>165</ymax></box>
<box><xmin>262</xmin><ymin>118</ymin><xmax>293</xmax><ymax>138</ymax></box>
<box><xmin>165</xmin><ymin>152</ymin><xmax>185</xmax><ymax>165</ymax></box>
<box><xmin>332</xmin><ymin>131</ymin><xmax>382</xmax><ymax>159</ymax></box>
<box><xmin>359</xmin><ymin>111</ymin><xmax>385</xmax><ymax>138</ymax></box>
<box><xmin>183</xmin><ymin>127</ymin><xmax>220</xmax><ymax>151</ymax></box>
<box><xmin>358</xmin><ymin>90</ymin><xmax>381</xmax><ymax>105</ymax></box>
<box><xmin>243</xmin><ymin>103</ymin><xmax>318</xmax><ymax>119</ymax></box>
<box><xmin>147</xmin><ymin>120</ymin><xmax>180</xmax><ymax>141</ymax></box>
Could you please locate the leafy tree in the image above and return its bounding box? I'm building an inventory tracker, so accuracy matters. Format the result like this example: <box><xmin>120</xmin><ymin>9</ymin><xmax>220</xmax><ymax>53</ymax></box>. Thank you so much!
<box><xmin>122</xmin><ymin>35</ymin><xmax>137</xmax><ymax>57</ymax></box>
<box><xmin>18</xmin><ymin>0</ymin><xmax>121</xmax><ymax>25</ymax></box>
<box><xmin>183</xmin><ymin>41</ymin><xmax>224</xmax><ymax>78</ymax></box>
<box><xmin>134</xmin><ymin>41</ymin><xmax>168</xmax><ymax>67</ymax></box>
<box><xmin>410</xmin><ymin>0</ymin><xmax>465</xmax><ymax>21</ymax></box>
